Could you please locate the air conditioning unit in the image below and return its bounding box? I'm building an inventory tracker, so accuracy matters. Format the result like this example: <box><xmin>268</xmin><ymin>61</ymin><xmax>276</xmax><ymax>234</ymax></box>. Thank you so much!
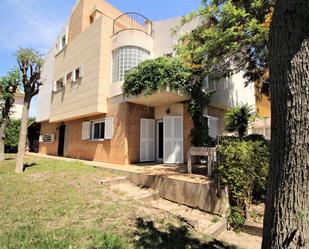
<box><xmin>39</xmin><ymin>134</ymin><xmax>55</xmax><ymax>143</ymax></box>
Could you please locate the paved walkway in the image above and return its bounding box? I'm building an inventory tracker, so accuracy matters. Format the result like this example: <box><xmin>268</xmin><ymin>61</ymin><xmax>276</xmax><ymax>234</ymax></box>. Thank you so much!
<box><xmin>26</xmin><ymin>152</ymin><xmax>210</xmax><ymax>184</ymax></box>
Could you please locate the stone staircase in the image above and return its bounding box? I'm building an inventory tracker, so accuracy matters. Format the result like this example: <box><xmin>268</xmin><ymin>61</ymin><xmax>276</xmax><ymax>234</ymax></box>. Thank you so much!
<box><xmin>101</xmin><ymin>176</ymin><xmax>227</xmax><ymax>238</ymax></box>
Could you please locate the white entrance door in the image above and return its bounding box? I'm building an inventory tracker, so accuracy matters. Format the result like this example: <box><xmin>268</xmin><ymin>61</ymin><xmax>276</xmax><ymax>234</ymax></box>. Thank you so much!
<box><xmin>163</xmin><ymin>116</ymin><xmax>183</xmax><ymax>164</ymax></box>
<box><xmin>140</xmin><ymin>118</ymin><xmax>155</xmax><ymax>162</ymax></box>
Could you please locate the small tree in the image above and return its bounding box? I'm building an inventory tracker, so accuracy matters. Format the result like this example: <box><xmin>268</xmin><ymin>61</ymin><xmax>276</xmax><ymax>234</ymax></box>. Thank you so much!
<box><xmin>0</xmin><ymin>70</ymin><xmax>21</xmax><ymax>161</ymax></box>
<box><xmin>175</xmin><ymin>0</ymin><xmax>273</xmax><ymax>96</ymax></box>
<box><xmin>15</xmin><ymin>48</ymin><xmax>43</xmax><ymax>173</ymax></box>
<box><xmin>224</xmin><ymin>104</ymin><xmax>256</xmax><ymax>138</ymax></box>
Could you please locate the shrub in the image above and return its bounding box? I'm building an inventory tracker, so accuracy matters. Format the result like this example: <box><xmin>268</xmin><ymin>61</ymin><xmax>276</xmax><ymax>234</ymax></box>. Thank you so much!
<box><xmin>227</xmin><ymin>207</ymin><xmax>246</xmax><ymax>232</ymax></box>
<box><xmin>5</xmin><ymin>119</ymin><xmax>21</xmax><ymax>153</ymax></box>
<box><xmin>217</xmin><ymin>137</ymin><xmax>269</xmax><ymax>228</ymax></box>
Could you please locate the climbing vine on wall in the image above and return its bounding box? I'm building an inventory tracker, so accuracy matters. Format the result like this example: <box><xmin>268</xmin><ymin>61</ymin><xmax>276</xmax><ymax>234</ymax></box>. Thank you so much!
<box><xmin>123</xmin><ymin>57</ymin><xmax>214</xmax><ymax>147</ymax></box>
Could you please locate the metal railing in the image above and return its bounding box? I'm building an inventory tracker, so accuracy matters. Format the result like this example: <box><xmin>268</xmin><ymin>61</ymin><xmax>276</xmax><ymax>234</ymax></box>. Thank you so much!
<box><xmin>113</xmin><ymin>12</ymin><xmax>153</xmax><ymax>36</ymax></box>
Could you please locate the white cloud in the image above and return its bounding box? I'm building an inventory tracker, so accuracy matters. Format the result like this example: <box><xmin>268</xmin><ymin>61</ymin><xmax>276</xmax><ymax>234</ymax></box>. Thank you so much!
<box><xmin>0</xmin><ymin>0</ymin><xmax>64</xmax><ymax>54</ymax></box>
<box><xmin>0</xmin><ymin>0</ymin><xmax>69</xmax><ymax>117</ymax></box>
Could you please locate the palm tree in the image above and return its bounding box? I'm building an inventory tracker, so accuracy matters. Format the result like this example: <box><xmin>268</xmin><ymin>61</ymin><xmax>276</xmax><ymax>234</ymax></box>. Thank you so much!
<box><xmin>224</xmin><ymin>104</ymin><xmax>256</xmax><ymax>138</ymax></box>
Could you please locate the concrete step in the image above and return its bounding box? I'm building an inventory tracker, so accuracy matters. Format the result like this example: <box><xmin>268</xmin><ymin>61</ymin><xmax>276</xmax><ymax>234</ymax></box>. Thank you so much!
<box><xmin>108</xmin><ymin>182</ymin><xmax>160</xmax><ymax>202</ymax></box>
<box><xmin>136</xmin><ymin>191</ymin><xmax>160</xmax><ymax>202</ymax></box>
<box><xmin>100</xmin><ymin>176</ymin><xmax>129</xmax><ymax>185</ymax></box>
<box><xmin>148</xmin><ymin>198</ymin><xmax>226</xmax><ymax>237</ymax></box>
<box><xmin>103</xmin><ymin>179</ymin><xmax>226</xmax><ymax>238</ymax></box>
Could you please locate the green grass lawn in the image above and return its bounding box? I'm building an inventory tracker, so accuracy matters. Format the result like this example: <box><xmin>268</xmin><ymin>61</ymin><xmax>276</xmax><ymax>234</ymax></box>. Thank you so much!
<box><xmin>0</xmin><ymin>155</ymin><xmax>234</xmax><ymax>249</ymax></box>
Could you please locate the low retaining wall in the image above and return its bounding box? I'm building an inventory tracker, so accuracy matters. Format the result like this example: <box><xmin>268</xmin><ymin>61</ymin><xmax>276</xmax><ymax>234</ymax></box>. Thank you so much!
<box><xmin>126</xmin><ymin>172</ymin><xmax>229</xmax><ymax>216</ymax></box>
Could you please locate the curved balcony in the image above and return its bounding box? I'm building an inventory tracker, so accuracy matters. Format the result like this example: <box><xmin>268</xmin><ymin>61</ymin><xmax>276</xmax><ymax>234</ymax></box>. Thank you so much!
<box><xmin>113</xmin><ymin>12</ymin><xmax>153</xmax><ymax>37</ymax></box>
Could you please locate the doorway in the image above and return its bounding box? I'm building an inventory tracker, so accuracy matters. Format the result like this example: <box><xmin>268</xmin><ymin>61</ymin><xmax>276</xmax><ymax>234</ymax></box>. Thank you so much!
<box><xmin>58</xmin><ymin>124</ymin><xmax>66</xmax><ymax>156</ymax></box>
<box><xmin>156</xmin><ymin>120</ymin><xmax>163</xmax><ymax>162</ymax></box>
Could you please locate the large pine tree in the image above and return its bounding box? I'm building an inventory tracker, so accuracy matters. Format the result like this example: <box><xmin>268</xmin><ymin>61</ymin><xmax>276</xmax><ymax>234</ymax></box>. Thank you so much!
<box><xmin>262</xmin><ymin>0</ymin><xmax>309</xmax><ymax>247</ymax></box>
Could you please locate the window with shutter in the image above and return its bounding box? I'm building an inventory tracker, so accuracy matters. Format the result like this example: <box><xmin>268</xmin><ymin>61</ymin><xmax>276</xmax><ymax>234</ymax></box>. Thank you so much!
<box><xmin>54</xmin><ymin>77</ymin><xmax>64</xmax><ymax>92</ymax></box>
<box><xmin>81</xmin><ymin>121</ymin><xmax>90</xmax><ymax>140</ymax></box>
<box><xmin>85</xmin><ymin>118</ymin><xmax>114</xmax><ymax>141</ymax></box>
<box><xmin>73</xmin><ymin>66</ymin><xmax>83</xmax><ymax>82</ymax></box>
<box><xmin>104</xmin><ymin>117</ymin><xmax>114</xmax><ymax>139</ymax></box>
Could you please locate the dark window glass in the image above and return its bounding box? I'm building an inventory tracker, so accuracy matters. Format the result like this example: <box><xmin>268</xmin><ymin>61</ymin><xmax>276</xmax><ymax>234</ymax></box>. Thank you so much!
<box><xmin>100</xmin><ymin>122</ymin><xmax>105</xmax><ymax>139</ymax></box>
<box><xmin>61</xmin><ymin>35</ymin><xmax>66</xmax><ymax>49</ymax></box>
<box><xmin>93</xmin><ymin>123</ymin><xmax>100</xmax><ymax>139</ymax></box>
<box><xmin>92</xmin><ymin>122</ymin><xmax>105</xmax><ymax>139</ymax></box>
<box><xmin>75</xmin><ymin>68</ymin><xmax>80</xmax><ymax>80</ymax></box>
<box><xmin>90</xmin><ymin>16</ymin><xmax>94</xmax><ymax>24</ymax></box>
<box><xmin>66</xmin><ymin>72</ymin><xmax>72</xmax><ymax>81</ymax></box>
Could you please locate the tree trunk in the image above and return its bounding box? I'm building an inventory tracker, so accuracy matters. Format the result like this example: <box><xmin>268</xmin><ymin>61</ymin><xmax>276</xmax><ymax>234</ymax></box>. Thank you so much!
<box><xmin>262</xmin><ymin>1</ymin><xmax>309</xmax><ymax>248</ymax></box>
<box><xmin>15</xmin><ymin>96</ymin><xmax>31</xmax><ymax>173</ymax></box>
<box><xmin>0</xmin><ymin>118</ymin><xmax>8</xmax><ymax>161</ymax></box>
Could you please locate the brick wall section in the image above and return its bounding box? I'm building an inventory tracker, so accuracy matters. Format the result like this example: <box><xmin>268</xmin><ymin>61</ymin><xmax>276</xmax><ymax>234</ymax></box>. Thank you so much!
<box><xmin>126</xmin><ymin>103</ymin><xmax>154</xmax><ymax>163</ymax></box>
<box><xmin>39</xmin><ymin>102</ymin><xmax>154</xmax><ymax>164</ymax></box>
<box><xmin>39</xmin><ymin>121</ymin><xmax>58</xmax><ymax>155</ymax></box>
<box><xmin>39</xmin><ymin>106</ymin><xmax>127</xmax><ymax>164</ymax></box>
<box><xmin>183</xmin><ymin>104</ymin><xmax>193</xmax><ymax>163</ymax></box>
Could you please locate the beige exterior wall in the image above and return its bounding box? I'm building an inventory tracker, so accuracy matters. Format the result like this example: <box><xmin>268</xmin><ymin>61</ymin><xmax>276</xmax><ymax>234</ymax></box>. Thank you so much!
<box><xmin>50</xmin><ymin>14</ymin><xmax>114</xmax><ymax>122</ymax></box>
<box><xmin>153</xmin><ymin>17</ymin><xmax>199</xmax><ymax>57</ymax></box>
<box><xmin>210</xmin><ymin>72</ymin><xmax>256</xmax><ymax>110</ymax></box>
<box><xmin>154</xmin><ymin>103</ymin><xmax>184</xmax><ymax>120</ymax></box>
<box><xmin>68</xmin><ymin>0</ymin><xmax>123</xmax><ymax>43</ymax></box>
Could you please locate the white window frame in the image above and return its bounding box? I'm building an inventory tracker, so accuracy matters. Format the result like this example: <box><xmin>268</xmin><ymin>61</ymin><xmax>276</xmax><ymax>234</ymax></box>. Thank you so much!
<box><xmin>73</xmin><ymin>66</ymin><xmax>83</xmax><ymax>82</ymax></box>
<box><xmin>59</xmin><ymin>26</ymin><xmax>68</xmax><ymax>52</ymax></box>
<box><xmin>91</xmin><ymin>119</ymin><xmax>105</xmax><ymax>141</ymax></box>
<box><xmin>53</xmin><ymin>77</ymin><xmax>65</xmax><ymax>92</ymax></box>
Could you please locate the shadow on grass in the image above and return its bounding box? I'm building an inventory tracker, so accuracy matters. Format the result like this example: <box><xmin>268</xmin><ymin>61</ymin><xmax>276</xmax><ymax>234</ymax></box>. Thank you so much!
<box><xmin>24</xmin><ymin>162</ymin><xmax>37</xmax><ymax>170</ymax></box>
<box><xmin>133</xmin><ymin>217</ymin><xmax>236</xmax><ymax>249</ymax></box>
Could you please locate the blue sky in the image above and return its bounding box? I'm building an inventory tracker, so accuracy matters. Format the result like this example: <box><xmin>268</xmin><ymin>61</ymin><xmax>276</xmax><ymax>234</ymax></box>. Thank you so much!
<box><xmin>0</xmin><ymin>0</ymin><xmax>201</xmax><ymax>117</ymax></box>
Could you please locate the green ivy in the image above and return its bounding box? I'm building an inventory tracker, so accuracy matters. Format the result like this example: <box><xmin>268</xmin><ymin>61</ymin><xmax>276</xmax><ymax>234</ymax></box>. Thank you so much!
<box><xmin>124</xmin><ymin>57</ymin><xmax>191</xmax><ymax>96</ymax></box>
<box><xmin>123</xmin><ymin>57</ymin><xmax>214</xmax><ymax>146</ymax></box>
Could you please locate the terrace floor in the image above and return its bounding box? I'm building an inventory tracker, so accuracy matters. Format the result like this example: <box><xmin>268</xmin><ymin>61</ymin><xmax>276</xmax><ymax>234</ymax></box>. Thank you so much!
<box><xmin>27</xmin><ymin>152</ymin><xmax>210</xmax><ymax>184</ymax></box>
<box><xmin>26</xmin><ymin>152</ymin><xmax>226</xmax><ymax>216</ymax></box>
